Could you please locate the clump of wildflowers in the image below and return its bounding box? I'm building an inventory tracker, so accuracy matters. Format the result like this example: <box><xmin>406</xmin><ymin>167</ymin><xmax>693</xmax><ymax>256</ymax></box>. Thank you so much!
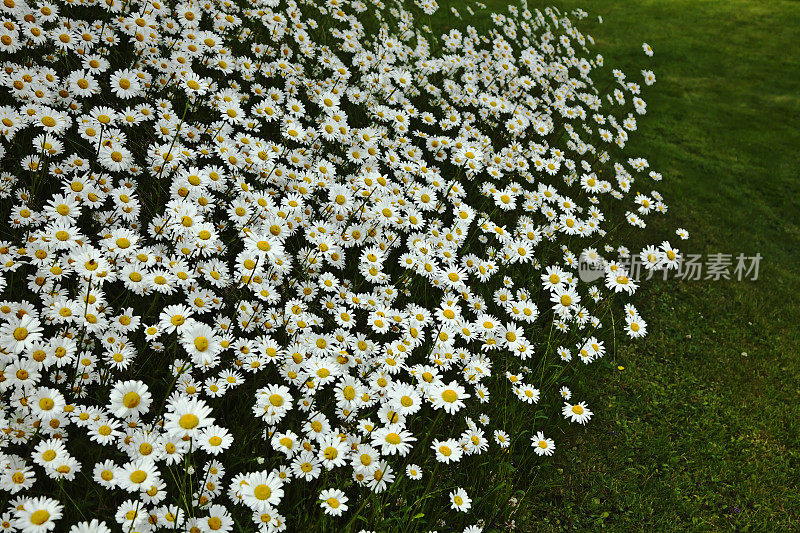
<box><xmin>0</xmin><ymin>0</ymin><xmax>680</xmax><ymax>529</ymax></box>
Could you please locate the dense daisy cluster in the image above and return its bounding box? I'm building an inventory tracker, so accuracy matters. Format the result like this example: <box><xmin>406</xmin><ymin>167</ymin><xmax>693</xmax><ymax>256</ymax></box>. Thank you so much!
<box><xmin>0</xmin><ymin>0</ymin><xmax>682</xmax><ymax>529</ymax></box>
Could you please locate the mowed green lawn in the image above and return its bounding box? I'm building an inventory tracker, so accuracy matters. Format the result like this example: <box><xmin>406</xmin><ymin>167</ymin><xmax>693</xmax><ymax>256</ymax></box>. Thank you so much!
<box><xmin>436</xmin><ymin>0</ymin><xmax>800</xmax><ymax>529</ymax></box>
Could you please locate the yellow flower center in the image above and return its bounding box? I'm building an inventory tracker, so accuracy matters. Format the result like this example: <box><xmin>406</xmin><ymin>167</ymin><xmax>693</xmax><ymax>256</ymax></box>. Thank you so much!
<box><xmin>38</xmin><ymin>398</ymin><xmax>54</xmax><ymax>410</ymax></box>
<box><xmin>323</xmin><ymin>446</ymin><xmax>338</xmax><ymax>460</ymax></box>
<box><xmin>269</xmin><ymin>394</ymin><xmax>283</xmax><ymax>407</ymax></box>
<box><xmin>121</xmin><ymin>391</ymin><xmax>141</xmax><ymax>409</ymax></box>
<box><xmin>194</xmin><ymin>337</ymin><xmax>209</xmax><ymax>352</ymax></box>
<box><xmin>30</xmin><ymin>510</ymin><xmax>50</xmax><ymax>525</ymax></box>
<box><xmin>42</xmin><ymin>450</ymin><xmax>56</xmax><ymax>461</ymax></box>
<box><xmin>254</xmin><ymin>484</ymin><xmax>271</xmax><ymax>501</ymax></box>
<box><xmin>179</xmin><ymin>413</ymin><xmax>199</xmax><ymax>429</ymax></box>
<box><xmin>13</xmin><ymin>327</ymin><xmax>28</xmax><ymax>340</ymax></box>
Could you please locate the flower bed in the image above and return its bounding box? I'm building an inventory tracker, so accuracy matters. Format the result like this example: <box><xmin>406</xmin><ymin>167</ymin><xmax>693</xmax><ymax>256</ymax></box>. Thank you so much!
<box><xmin>0</xmin><ymin>0</ymin><xmax>681</xmax><ymax>530</ymax></box>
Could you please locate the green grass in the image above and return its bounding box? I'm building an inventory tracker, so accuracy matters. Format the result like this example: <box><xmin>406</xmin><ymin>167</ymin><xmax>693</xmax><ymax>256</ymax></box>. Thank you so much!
<box><xmin>434</xmin><ymin>0</ymin><xmax>800</xmax><ymax>529</ymax></box>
